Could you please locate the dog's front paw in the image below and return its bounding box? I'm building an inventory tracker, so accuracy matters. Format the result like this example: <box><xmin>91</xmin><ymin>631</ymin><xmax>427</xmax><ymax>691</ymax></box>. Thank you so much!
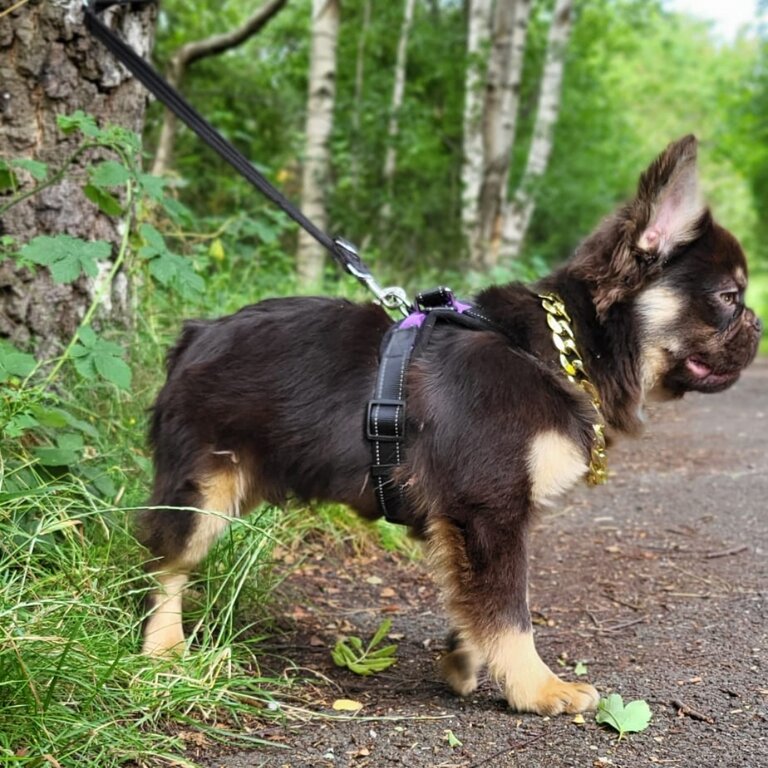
<box><xmin>507</xmin><ymin>674</ymin><xmax>599</xmax><ymax>716</ymax></box>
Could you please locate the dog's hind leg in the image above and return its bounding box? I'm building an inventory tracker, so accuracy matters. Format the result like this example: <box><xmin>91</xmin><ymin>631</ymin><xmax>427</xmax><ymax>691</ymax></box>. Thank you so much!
<box><xmin>138</xmin><ymin>465</ymin><xmax>249</xmax><ymax>657</ymax></box>
<box><xmin>428</xmin><ymin>515</ymin><xmax>598</xmax><ymax>715</ymax></box>
<box><xmin>439</xmin><ymin>629</ymin><xmax>484</xmax><ymax>697</ymax></box>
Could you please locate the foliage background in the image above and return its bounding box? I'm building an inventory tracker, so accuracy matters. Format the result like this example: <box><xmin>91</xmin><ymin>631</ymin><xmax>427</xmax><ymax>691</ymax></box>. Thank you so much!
<box><xmin>1</xmin><ymin>0</ymin><xmax>766</xmax><ymax>764</ymax></box>
<box><xmin>148</xmin><ymin>0</ymin><xmax>768</xmax><ymax>299</ymax></box>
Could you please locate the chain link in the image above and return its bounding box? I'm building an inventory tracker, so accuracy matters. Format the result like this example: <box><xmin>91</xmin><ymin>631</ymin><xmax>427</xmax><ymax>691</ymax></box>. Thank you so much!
<box><xmin>539</xmin><ymin>292</ymin><xmax>608</xmax><ymax>485</ymax></box>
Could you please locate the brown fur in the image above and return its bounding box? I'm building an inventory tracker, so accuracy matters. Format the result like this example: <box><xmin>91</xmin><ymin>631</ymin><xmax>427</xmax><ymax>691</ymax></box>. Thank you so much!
<box><xmin>137</xmin><ymin>137</ymin><xmax>761</xmax><ymax>714</ymax></box>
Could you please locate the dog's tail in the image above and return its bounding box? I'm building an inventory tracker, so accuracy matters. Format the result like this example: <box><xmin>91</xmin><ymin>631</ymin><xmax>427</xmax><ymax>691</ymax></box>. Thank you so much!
<box><xmin>147</xmin><ymin>319</ymin><xmax>209</xmax><ymax>497</ymax></box>
<box><xmin>164</xmin><ymin>319</ymin><xmax>206</xmax><ymax>375</ymax></box>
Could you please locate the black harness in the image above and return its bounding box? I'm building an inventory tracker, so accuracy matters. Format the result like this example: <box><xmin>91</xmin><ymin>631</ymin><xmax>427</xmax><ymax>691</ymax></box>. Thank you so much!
<box><xmin>367</xmin><ymin>288</ymin><xmax>496</xmax><ymax>525</ymax></box>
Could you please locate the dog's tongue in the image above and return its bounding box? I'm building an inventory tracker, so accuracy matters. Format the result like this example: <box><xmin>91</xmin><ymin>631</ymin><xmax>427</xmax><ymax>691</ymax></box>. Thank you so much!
<box><xmin>686</xmin><ymin>357</ymin><xmax>712</xmax><ymax>378</ymax></box>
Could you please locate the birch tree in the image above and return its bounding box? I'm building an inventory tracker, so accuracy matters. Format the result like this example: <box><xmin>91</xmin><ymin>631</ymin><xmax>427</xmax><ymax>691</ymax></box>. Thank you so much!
<box><xmin>499</xmin><ymin>0</ymin><xmax>573</xmax><ymax>261</ymax></box>
<box><xmin>297</xmin><ymin>0</ymin><xmax>341</xmax><ymax>290</ymax></box>
<box><xmin>474</xmin><ymin>0</ymin><xmax>533</xmax><ymax>269</ymax></box>
<box><xmin>151</xmin><ymin>0</ymin><xmax>288</xmax><ymax>177</ymax></box>
<box><xmin>381</xmin><ymin>0</ymin><xmax>417</xmax><ymax>220</ymax></box>
<box><xmin>460</xmin><ymin>0</ymin><xmax>493</xmax><ymax>265</ymax></box>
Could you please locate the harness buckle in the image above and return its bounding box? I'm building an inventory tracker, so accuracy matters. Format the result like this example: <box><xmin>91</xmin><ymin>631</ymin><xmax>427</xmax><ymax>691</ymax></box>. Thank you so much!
<box><xmin>416</xmin><ymin>286</ymin><xmax>455</xmax><ymax>310</ymax></box>
<box><xmin>366</xmin><ymin>398</ymin><xmax>406</xmax><ymax>441</ymax></box>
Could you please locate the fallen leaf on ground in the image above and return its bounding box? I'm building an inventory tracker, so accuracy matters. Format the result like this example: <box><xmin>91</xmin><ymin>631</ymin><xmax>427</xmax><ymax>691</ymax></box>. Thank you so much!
<box><xmin>596</xmin><ymin>694</ymin><xmax>652</xmax><ymax>739</ymax></box>
<box><xmin>333</xmin><ymin>699</ymin><xmax>363</xmax><ymax>712</ymax></box>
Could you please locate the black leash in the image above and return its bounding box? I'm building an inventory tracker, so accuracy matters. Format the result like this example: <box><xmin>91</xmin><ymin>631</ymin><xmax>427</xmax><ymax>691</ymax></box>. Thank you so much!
<box><xmin>84</xmin><ymin>0</ymin><xmax>409</xmax><ymax>313</ymax></box>
<box><xmin>84</xmin><ymin>1</ymin><xmax>499</xmax><ymax>526</ymax></box>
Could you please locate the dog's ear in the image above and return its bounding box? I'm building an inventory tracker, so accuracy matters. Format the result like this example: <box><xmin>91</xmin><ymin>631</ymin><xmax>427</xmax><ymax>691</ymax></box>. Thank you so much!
<box><xmin>579</xmin><ymin>136</ymin><xmax>709</xmax><ymax>319</ymax></box>
<box><xmin>634</xmin><ymin>134</ymin><xmax>706</xmax><ymax>258</ymax></box>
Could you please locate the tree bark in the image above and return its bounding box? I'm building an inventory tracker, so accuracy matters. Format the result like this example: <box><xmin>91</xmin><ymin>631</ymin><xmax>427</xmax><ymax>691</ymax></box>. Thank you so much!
<box><xmin>296</xmin><ymin>0</ymin><xmax>341</xmax><ymax>290</ymax></box>
<box><xmin>0</xmin><ymin>0</ymin><xmax>155</xmax><ymax>357</ymax></box>
<box><xmin>499</xmin><ymin>0</ymin><xmax>573</xmax><ymax>262</ymax></box>
<box><xmin>151</xmin><ymin>0</ymin><xmax>288</xmax><ymax>177</ymax></box>
<box><xmin>460</xmin><ymin>0</ymin><xmax>493</xmax><ymax>267</ymax></box>
<box><xmin>381</xmin><ymin>0</ymin><xmax>417</xmax><ymax>220</ymax></box>
<box><xmin>474</xmin><ymin>0</ymin><xmax>532</xmax><ymax>270</ymax></box>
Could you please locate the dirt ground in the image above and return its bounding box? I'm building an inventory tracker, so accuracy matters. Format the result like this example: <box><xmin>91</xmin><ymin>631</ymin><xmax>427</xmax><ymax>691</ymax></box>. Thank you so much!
<box><xmin>200</xmin><ymin>359</ymin><xmax>768</xmax><ymax>768</ymax></box>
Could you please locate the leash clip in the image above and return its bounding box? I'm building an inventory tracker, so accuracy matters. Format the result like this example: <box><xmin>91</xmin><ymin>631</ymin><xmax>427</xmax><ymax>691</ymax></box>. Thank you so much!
<box><xmin>334</xmin><ymin>238</ymin><xmax>411</xmax><ymax>317</ymax></box>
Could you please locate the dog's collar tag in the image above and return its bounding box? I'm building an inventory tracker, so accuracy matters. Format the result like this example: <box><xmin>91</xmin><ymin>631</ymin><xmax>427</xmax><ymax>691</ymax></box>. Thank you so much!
<box><xmin>538</xmin><ymin>292</ymin><xmax>608</xmax><ymax>485</ymax></box>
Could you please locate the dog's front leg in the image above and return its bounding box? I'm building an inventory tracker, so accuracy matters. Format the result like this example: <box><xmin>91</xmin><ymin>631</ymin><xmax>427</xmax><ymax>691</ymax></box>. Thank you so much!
<box><xmin>428</xmin><ymin>516</ymin><xmax>598</xmax><ymax>715</ymax></box>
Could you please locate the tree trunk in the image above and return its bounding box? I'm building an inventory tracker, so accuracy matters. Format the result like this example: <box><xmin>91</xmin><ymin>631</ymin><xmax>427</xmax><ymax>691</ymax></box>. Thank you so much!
<box><xmin>381</xmin><ymin>0</ymin><xmax>417</xmax><ymax>221</ymax></box>
<box><xmin>499</xmin><ymin>0</ymin><xmax>573</xmax><ymax>262</ymax></box>
<box><xmin>460</xmin><ymin>0</ymin><xmax>493</xmax><ymax>267</ymax></box>
<box><xmin>475</xmin><ymin>0</ymin><xmax>532</xmax><ymax>269</ymax></box>
<box><xmin>297</xmin><ymin>0</ymin><xmax>341</xmax><ymax>290</ymax></box>
<box><xmin>150</xmin><ymin>0</ymin><xmax>288</xmax><ymax>177</ymax></box>
<box><xmin>350</xmin><ymin>0</ymin><xmax>371</xmax><ymax>191</ymax></box>
<box><xmin>0</xmin><ymin>0</ymin><xmax>155</xmax><ymax>358</ymax></box>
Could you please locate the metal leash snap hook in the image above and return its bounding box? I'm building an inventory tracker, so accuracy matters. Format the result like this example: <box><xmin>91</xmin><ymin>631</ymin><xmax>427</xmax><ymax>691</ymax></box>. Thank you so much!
<box><xmin>333</xmin><ymin>238</ymin><xmax>410</xmax><ymax>317</ymax></box>
<box><xmin>378</xmin><ymin>286</ymin><xmax>410</xmax><ymax>314</ymax></box>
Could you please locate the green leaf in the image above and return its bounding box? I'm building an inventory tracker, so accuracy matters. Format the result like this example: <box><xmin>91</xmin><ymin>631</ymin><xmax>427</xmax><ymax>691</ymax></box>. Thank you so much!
<box><xmin>0</xmin><ymin>343</ymin><xmax>36</xmax><ymax>382</ymax></box>
<box><xmin>160</xmin><ymin>196</ymin><xmax>193</xmax><ymax>225</ymax></box>
<box><xmin>29</xmin><ymin>405</ymin><xmax>69</xmax><ymax>428</ymax></box>
<box><xmin>13</xmin><ymin>158</ymin><xmax>48</xmax><ymax>181</ymax></box>
<box><xmin>4</xmin><ymin>413</ymin><xmax>39</xmax><ymax>438</ymax></box>
<box><xmin>20</xmin><ymin>235</ymin><xmax>110</xmax><ymax>284</ymax></box>
<box><xmin>83</xmin><ymin>184</ymin><xmax>123</xmax><ymax>216</ymax></box>
<box><xmin>89</xmin><ymin>160</ymin><xmax>131</xmax><ymax>188</ymax></box>
<box><xmin>33</xmin><ymin>432</ymin><xmax>84</xmax><ymax>466</ymax></box>
<box><xmin>138</xmin><ymin>225</ymin><xmax>203</xmax><ymax>299</ymax></box>
<box><xmin>596</xmin><ymin>694</ymin><xmax>652</xmax><ymax>738</ymax></box>
<box><xmin>138</xmin><ymin>223</ymin><xmax>167</xmax><ymax>257</ymax></box>
<box><xmin>0</xmin><ymin>165</ymin><xmax>19</xmax><ymax>192</ymax></box>
<box><xmin>250</xmin><ymin>218</ymin><xmax>280</xmax><ymax>245</ymax></box>
<box><xmin>574</xmin><ymin>661</ymin><xmax>588</xmax><ymax>676</ymax></box>
<box><xmin>94</xmin><ymin>351</ymin><xmax>132</xmax><ymax>389</ymax></box>
<box><xmin>57</xmin><ymin>110</ymin><xmax>100</xmax><ymax>138</ymax></box>
<box><xmin>331</xmin><ymin>624</ymin><xmax>397</xmax><ymax>677</ymax></box>
<box><xmin>444</xmin><ymin>730</ymin><xmax>462</xmax><ymax>748</ymax></box>
<box><xmin>71</xmin><ymin>327</ymin><xmax>131</xmax><ymax>390</ymax></box>
<box><xmin>368</xmin><ymin>618</ymin><xmax>392</xmax><ymax>651</ymax></box>
<box><xmin>138</xmin><ymin>173</ymin><xmax>167</xmax><ymax>201</ymax></box>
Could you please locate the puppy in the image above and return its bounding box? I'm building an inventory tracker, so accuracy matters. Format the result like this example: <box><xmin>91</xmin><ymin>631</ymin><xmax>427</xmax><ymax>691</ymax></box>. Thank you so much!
<box><xmin>137</xmin><ymin>136</ymin><xmax>761</xmax><ymax>715</ymax></box>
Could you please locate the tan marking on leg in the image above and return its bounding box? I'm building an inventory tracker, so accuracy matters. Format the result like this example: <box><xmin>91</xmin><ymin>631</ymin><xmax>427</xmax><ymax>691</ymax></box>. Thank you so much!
<box><xmin>142</xmin><ymin>468</ymin><xmax>251</xmax><ymax>657</ymax></box>
<box><xmin>527</xmin><ymin>430</ymin><xmax>587</xmax><ymax>507</ymax></box>
<box><xmin>142</xmin><ymin>572</ymin><xmax>188</xmax><ymax>657</ymax></box>
<box><xmin>180</xmin><ymin>468</ymin><xmax>248</xmax><ymax>568</ymax></box>
<box><xmin>487</xmin><ymin>629</ymin><xmax>599</xmax><ymax>715</ymax></box>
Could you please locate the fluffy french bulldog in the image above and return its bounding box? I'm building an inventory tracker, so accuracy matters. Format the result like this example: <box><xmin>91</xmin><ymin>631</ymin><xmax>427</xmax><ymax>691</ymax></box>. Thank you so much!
<box><xmin>138</xmin><ymin>136</ymin><xmax>760</xmax><ymax>715</ymax></box>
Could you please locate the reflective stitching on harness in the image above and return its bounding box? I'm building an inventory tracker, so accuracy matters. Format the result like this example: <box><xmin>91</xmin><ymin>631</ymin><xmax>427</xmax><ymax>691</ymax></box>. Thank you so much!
<box><xmin>367</xmin><ymin>295</ymin><xmax>496</xmax><ymax>524</ymax></box>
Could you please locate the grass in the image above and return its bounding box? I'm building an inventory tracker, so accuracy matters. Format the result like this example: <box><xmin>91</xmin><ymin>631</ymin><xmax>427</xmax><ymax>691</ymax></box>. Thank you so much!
<box><xmin>0</xmin><ymin>254</ymin><xmax>417</xmax><ymax>766</ymax></box>
<box><xmin>0</xmin><ymin>455</ymin><xmax>288</xmax><ymax>766</ymax></box>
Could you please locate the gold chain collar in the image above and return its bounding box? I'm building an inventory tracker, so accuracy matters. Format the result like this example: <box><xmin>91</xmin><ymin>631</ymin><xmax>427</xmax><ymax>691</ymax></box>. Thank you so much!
<box><xmin>538</xmin><ymin>292</ymin><xmax>608</xmax><ymax>485</ymax></box>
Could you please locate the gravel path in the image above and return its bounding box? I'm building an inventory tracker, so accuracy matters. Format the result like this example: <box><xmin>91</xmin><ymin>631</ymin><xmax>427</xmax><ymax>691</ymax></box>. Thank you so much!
<box><xmin>202</xmin><ymin>359</ymin><xmax>768</xmax><ymax>768</ymax></box>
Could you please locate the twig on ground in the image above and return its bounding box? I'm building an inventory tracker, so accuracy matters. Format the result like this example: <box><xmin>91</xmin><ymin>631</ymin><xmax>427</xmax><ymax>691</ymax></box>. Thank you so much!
<box><xmin>592</xmin><ymin>616</ymin><xmax>646</xmax><ymax>633</ymax></box>
<box><xmin>602</xmin><ymin>592</ymin><xmax>642</xmax><ymax>611</ymax></box>
<box><xmin>704</xmin><ymin>545</ymin><xmax>748</xmax><ymax>559</ymax></box>
<box><xmin>467</xmin><ymin>732</ymin><xmax>546</xmax><ymax>768</ymax></box>
<box><xmin>670</xmin><ymin>698</ymin><xmax>715</xmax><ymax>724</ymax></box>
